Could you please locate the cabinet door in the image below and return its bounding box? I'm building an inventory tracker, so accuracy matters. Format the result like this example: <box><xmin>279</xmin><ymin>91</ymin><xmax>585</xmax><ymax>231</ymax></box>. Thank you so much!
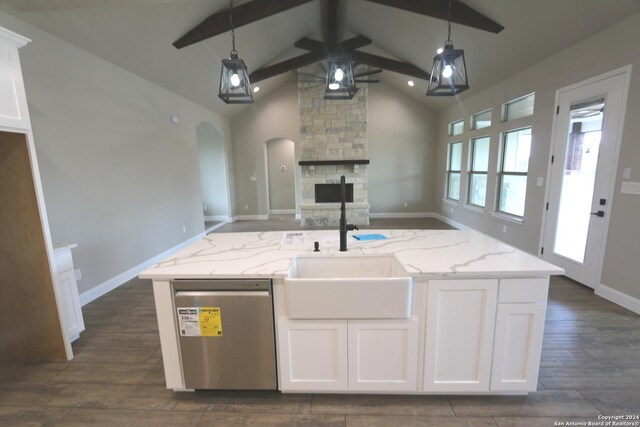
<box><xmin>0</xmin><ymin>41</ymin><xmax>30</xmax><ymax>131</ymax></box>
<box><xmin>277</xmin><ymin>318</ymin><xmax>348</xmax><ymax>391</ymax></box>
<box><xmin>55</xmin><ymin>269</ymin><xmax>85</xmax><ymax>341</ymax></box>
<box><xmin>423</xmin><ymin>279</ymin><xmax>498</xmax><ymax>392</ymax></box>
<box><xmin>348</xmin><ymin>317</ymin><xmax>419</xmax><ymax>392</ymax></box>
<box><xmin>491</xmin><ymin>303</ymin><xmax>546</xmax><ymax>391</ymax></box>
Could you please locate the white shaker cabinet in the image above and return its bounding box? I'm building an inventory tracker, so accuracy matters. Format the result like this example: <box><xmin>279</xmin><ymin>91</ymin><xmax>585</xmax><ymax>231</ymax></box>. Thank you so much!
<box><xmin>278</xmin><ymin>317</ymin><xmax>419</xmax><ymax>392</ymax></box>
<box><xmin>0</xmin><ymin>28</ymin><xmax>31</xmax><ymax>131</ymax></box>
<box><xmin>53</xmin><ymin>245</ymin><xmax>84</xmax><ymax>342</ymax></box>
<box><xmin>277</xmin><ymin>318</ymin><xmax>348</xmax><ymax>391</ymax></box>
<box><xmin>423</xmin><ymin>279</ymin><xmax>498</xmax><ymax>392</ymax></box>
<box><xmin>348</xmin><ymin>318</ymin><xmax>419</xmax><ymax>392</ymax></box>
<box><xmin>491</xmin><ymin>278</ymin><xmax>549</xmax><ymax>391</ymax></box>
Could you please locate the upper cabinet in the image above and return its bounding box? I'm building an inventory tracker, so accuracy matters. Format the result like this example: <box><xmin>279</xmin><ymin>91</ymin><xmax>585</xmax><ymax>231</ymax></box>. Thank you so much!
<box><xmin>0</xmin><ymin>27</ymin><xmax>31</xmax><ymax>131</ymax></box>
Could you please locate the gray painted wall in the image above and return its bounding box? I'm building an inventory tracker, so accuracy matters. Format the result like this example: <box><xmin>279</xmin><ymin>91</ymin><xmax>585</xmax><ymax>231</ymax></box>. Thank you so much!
<box><xmin>0</xmin><ymin>12</ymin><xmax>231</xmax><ymax>295</ymax></box>
<box><xmin>197</xmin><ymin>122</ymin><xmax>229</xmax><ymax>218</ymax></box>
<box><xmin>436</xmin><ymin>12</ymin><xmax>640</xmax><ymax>301</ymax></box>
<box><xmin>231</xmin><ymin>81</ymin><xmax>439</xmax><ymax>217</ymax></box>
<box><xmin>369</xmin><ymin>83</ymin><xmax>438</xmax><ymax>213</ymax></box>
<box><xmin>266</xmin><ymin>138</ymin><xmax>296</xmax><ymax>211</ymax></box>
<box><xmin>231</xmin><ymin>82</ymin><xmax>301</xmax><ymax>216</ymax></box>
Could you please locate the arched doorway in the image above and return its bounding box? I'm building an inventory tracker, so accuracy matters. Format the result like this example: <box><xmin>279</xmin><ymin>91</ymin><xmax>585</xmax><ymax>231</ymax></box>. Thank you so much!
<box><xmin>196</xmin><ymin>122</ymin><xmax>230</xmax><ymax>230</ymax></box>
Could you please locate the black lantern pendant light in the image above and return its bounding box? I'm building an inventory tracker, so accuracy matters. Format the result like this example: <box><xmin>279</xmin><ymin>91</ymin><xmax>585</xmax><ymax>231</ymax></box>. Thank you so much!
<box><xmin>218</xmin><ymin>0</ymin><xmax>254</xmax><ymax>104</ymax></box>
<box><xmin>427</xmin><ymin>0</ymin><xmax>469</xmax><ymax>96</ymax></box>
<box><xmin>324</xmin><ymin>54</ymin><xmax>358</xmax><ymax>100</ymax></box>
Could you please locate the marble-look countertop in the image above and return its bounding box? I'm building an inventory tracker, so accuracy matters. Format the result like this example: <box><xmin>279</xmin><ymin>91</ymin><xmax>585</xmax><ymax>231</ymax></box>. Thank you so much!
<box><xmin>139</xmin><ymin>229</ymin><xmax>563</xmax><ymax>280</ymax></box>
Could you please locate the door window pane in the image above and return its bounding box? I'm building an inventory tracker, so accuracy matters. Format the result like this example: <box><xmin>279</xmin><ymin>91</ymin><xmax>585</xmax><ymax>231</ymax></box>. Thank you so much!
<box><xmin>553</xmin><ymin>101</ymin><xmax>604</xmax><ymax>263</ymax></box>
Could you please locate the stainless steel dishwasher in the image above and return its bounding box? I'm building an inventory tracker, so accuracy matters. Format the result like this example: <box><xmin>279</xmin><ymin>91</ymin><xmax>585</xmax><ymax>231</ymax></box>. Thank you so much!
<box><xmin>172</xmin><ymin>279</ymin><xmax>277</xmax><ymax>390</ymax></box>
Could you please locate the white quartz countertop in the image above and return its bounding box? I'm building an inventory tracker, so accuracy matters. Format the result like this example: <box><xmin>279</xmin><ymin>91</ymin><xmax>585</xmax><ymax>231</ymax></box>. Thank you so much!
<box><xmin>139</xmin><ymin>229</ymin><xmax>563</xmax><ymax>280</ymax></box>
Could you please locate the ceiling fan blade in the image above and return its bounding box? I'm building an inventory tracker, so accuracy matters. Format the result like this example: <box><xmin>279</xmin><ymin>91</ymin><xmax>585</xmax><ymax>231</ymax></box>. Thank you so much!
<box><xmin>250</xmin><ymin>51</ymin><xmax>327</xmax><ymax>83</ymax></box>
<box><xmin>340</xmin><ymin>35</ymin><xmax>372</xmax><ymax>51</ymax></box>
<box><xmin>354</xmin><ymin>69</ymin><xmax>383</xmax><ymax>78</ymax></box>
<box><xmin>173</xmin><ymin>0</ymin><xmax>314</xmax><ymax>49</ymax></box>
<box><xmin>351</xmin><ymin>51</ymin><xmax>430</xmax><ymax>80</ymax></box>
<box><xmin>354</xmin><ymin>79</ymin><xmax>380</xmax><ymax>83</ymax></box>
<box><xmin>294</xmin><ymin>37</ymin><xmax>327</xmax><ymax>53</ymax></box>
<box><xmin>363</xmin><ymin>0</ymin><xmax>504</xmax><ymax>34</ymax></box>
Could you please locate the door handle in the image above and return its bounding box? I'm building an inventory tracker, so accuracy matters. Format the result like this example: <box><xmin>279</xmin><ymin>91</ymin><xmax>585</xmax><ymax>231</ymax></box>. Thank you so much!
<box><xmin>590</xmin><ymin>210</ymin><xmax>605</xmax><ymax>217</ymax></box>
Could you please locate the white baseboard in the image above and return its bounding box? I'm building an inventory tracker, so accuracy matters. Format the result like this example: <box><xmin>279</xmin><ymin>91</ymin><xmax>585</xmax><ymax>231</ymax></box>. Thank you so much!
<box><xmin>205</xmin><ymin>222</ymin><xmax>227</xmax><ymax>233</ymax></box>
<box><xmin>233</xmin><ymin>215</ymin><xmax>269</xmax><ymax>221</ymax></box>
<box><xmin>204</xmin><ymin>215</ymin><xmax>230</xmax><ymax>222</ymax></box>
<box><xmin>269</xmin><ymin>209</ymin><xmax>295</xmax><ymax>215</ymax></box>
<box><xmin>595</xmin><ymin>284</ymin><xmax>640</xmax><ymax>315</ymax></box>
<box><xmin>79</xmin><ymin>232</ymin><xmax>206</xmax><ymax>306</ymax></box>
<box><xmin>432</xmin><ymin>213</ymin><xmax>471</xmax><ymax>230</ymax></box>
<box><xmin>369</xmin><ymin>212</ymin><xmax>436</xmax><ymax>219</ymax></box>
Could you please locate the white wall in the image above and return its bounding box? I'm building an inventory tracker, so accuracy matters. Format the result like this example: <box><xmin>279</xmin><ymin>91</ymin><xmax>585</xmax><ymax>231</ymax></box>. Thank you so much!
<box><xmin>0</xmin><ymin>11</ymin><xmax>232</xmax><ymax>295</ymax></box>
<box><xmin>197</xmin><ymin>122</ymin><xmax>229</xmax><ymax>218</ymax></box>
<box><xmin>369</xmin><ymin>83</ymin><xmax>438</xmax><ymax>214</ymax></box>
<box><xmin>435</xmin><ymin>12</ymin><xmax>640</xmax><ymax>302</ymax></box>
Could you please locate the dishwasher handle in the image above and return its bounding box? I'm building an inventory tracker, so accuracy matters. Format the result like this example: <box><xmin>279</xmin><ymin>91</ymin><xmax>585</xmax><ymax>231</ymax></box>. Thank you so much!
<box><xmin>175</xmin><ymin>291</ymin><xmax>270</xmax><ymax>298</ymax></box>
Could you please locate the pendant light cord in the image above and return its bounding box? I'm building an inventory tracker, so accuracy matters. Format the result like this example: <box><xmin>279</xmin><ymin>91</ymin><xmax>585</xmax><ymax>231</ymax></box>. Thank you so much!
<box><xmin>447</xmin><ymin>0</ymin><xmax>452</xmax><ymax>43</ymax></box>
<box><xmin>229</xmin><ymin>0</ymin><xmax>237</xmax><ymax>55</ymax></box>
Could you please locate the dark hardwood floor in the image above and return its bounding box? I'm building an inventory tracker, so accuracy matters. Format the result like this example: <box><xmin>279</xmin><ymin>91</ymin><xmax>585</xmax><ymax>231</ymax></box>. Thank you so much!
<box><xmin>1</xmin><ymin>218</ymin><xmax>639</xmax><ymax>426</ymax></box>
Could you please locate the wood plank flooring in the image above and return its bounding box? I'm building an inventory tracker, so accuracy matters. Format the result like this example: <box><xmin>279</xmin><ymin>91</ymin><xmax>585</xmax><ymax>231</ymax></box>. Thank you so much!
<box><xmin>1</xmin><ymin>218</ymin><xmax>639</xmax><ymax>426</ymax></box>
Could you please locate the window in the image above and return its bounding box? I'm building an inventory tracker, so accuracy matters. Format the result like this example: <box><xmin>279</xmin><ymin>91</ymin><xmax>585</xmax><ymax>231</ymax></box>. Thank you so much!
<box><xmin>503</xmin><ymin>93</ymin><xmax>535</xmax><ymax>121</ymax></box>
<box><xmin>471</xmin><ymin>109</ymin><xmax>492</xmax><ymax>130</ymax></box>
<box><xmin>468</xmin><ymin>136</ymin><xmax>490</xmax><ymax>207</ymax></box>
<box><xmin>498</xmin><ymin>128</ymin><xmax>532</xmax><ymax>217</ymax></box>
<box><xmin>446</xmin><ymin>142</ymin><xmax>462</xmax><ymax>200</ymax></box>
<box><xmin>449</xmin><ymin>120</ymin><xmax>464</xmax><ymax>136</ymax></box>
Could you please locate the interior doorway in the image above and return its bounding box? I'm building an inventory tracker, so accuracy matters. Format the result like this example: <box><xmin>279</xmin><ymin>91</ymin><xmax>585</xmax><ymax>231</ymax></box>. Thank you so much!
<box><xmin>265</xmin><ymin>138</ymin><xmax>296</xmax><ymax>214</ymax></box>
<box><xmin>542</xmin><ymin>67</ymin><xmax>630</xmax><ymax>289</ymax></box>
<box><xmin>196</xmin><ymin>123</ymin><xmax>230</xmax><ymax>231</ymax></box>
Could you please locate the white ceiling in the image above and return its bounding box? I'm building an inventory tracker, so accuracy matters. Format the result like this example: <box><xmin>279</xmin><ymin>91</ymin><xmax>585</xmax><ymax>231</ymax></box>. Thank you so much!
<box><xmin>2</xmin><ymin>0</ymin><xmax>639</xmax><ymax>118</ymax></box>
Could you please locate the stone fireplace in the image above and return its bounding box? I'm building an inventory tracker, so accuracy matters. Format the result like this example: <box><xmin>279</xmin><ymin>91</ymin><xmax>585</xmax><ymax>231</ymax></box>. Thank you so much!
<box><xmin>298</xmin><ymin>63</ymin><xmax>370</xmax><ymax>226</ymax></box>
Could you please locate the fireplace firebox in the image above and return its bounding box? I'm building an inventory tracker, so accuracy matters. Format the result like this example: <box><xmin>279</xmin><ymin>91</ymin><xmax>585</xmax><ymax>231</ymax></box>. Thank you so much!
<box><xmin>315</xmin><ymin>183</ymin><xmax>353</xmax><ymax>203</ymax></box>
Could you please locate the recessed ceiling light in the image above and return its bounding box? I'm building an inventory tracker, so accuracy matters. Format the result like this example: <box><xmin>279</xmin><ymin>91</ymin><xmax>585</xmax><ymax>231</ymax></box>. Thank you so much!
<box><xmin>407</xmin><ymin>80</ymin><xmax>415</xmax><ymax>87</ymax></box>
<box><xmin>253</xmin><ymin>86</ymin><xmax>260</xmax><ymax>93</ymax></box>
<box><xmin>437</xmin><ymin>47</ymin><xmax>444</xmax><ymax>54</ymax></box>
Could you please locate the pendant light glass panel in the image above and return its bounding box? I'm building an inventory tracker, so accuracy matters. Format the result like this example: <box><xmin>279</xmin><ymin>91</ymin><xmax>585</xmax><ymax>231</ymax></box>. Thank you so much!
<box><xmin>427</xmin><ymin>44</ymin><xmax>469</xmax><ymax>96</ymax></box>
<box><xmin>219</xmin><ymin>53</ymin><xmax>254</xmax><ymax>104</ymax></box>
<box><xmin>324</xmin><ymin>55</ymin><xmax>358</xmax><ymax>100</ymax></box>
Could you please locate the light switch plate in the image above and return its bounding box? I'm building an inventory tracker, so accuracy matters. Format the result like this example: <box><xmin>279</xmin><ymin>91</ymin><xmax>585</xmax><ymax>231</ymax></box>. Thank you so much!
<box><xmin>621</xmin><ymin>181</ymin><xmax>640</xmax><ymax>195</ymax></box>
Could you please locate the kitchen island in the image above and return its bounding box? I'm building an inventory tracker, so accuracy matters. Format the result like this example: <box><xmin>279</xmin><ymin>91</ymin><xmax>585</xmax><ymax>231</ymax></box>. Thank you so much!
<box><xmin>140</xmin><ymin>229</ymin><xmax>563</xmax><ymax>395</ymax></box>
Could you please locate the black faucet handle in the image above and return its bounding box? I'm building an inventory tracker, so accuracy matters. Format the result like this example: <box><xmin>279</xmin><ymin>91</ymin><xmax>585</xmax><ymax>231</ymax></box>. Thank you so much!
<box><xmin>314</xmin><ymin>241</ymin><xmax>320</xmax><ymax>252</ymax></box>
<box><xmin>347</xmin><ymin>224</ymin><xmax>358</xmax><ymax>231</ymax></box>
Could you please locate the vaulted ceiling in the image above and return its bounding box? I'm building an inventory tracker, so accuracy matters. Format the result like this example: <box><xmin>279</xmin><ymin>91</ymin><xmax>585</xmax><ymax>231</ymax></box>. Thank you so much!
<box><xmin>2</xmin><ymin>0</ymin><xmax>640</xmax><ymax>118</ymax></box>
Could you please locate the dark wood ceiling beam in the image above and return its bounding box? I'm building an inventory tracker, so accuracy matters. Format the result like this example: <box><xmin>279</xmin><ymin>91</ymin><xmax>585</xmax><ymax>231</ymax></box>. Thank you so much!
<box><xmin>364</xmin><ymin>0</ymin><xmax>504</xmax><ymax>34</ymax></box>
<box><xmin>351</xmin><ymin>51</ymin><xmax>430</xmax><ymax>80</ymax></box>
<box><xmin>339</xmin><ymin>35</ymin><xmax>372</xmax><ymax>51</ymax></box>
<box><xmin>294</xmin><ymin>37</ymin><xmax>326</xmax><ymax>53</ymax></box>
<box><xmin>250</xmin><ymin>51</ymin><xmax>327</xmax><ymax>83</ymax></box>
<box><xmin>353</xmin><ymin>68</ymin><xmax>382</xmax><ymax>78</ymax></box>
<box><xmin>173</xmin><ymin>0</ymin><xmax>315</xmax><ymax>49</ymax></box>
<box><xmin>326</xmin><ymin>0</ymin><xmax>339</xmax><ymax>49</ymax></box>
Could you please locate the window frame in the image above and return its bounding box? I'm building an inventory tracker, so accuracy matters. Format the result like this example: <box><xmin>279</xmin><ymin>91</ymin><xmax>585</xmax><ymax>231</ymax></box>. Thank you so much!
<box><xmin>446</xmin><ymin>141</ymin><xmax>463</xmax><ymax>201</ymax></box>
<box><xmin>471</xmin><ymin>109</ymin><xmax>492</xmax><ymax>130</ymax></box>
<box><xmin>467</xmin><ymin>136</ymin><xmax>490</xmax><ymax>208</ymax></box>
<box><xmin>448</xmin><ymin>119</ymin><xmax>464</xmax><ymax>136</ymax></box>
<box><xmin>496</xmin><ymin>127</ymin><xmax>532</xmax><ymax>218</ymax></box>
<box><xmin>502</xmin><ymin>93</ymin><xmax>535</xmax><ymax>122</ymax></box>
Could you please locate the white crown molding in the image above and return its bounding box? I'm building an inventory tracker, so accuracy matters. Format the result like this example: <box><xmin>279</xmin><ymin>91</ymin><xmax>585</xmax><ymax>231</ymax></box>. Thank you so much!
<box><xmin>0</xmin><ymin>26</ymin><xmax>31</xmax><ymax>48</ymax></box>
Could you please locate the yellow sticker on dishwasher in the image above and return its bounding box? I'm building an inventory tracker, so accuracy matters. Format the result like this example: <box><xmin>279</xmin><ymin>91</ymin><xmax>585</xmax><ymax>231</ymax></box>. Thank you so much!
<box><xmin>198</xmin><ymin>307</ymin><xmax>222</xmax><ymax>337</ymax></box>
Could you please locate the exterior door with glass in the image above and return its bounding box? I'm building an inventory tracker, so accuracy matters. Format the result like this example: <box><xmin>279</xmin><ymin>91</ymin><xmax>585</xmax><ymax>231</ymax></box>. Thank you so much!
<box><xmin>542</xmin><ymin>69</ymin><xmax>629</xmax><ymax>288</ymax></box>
